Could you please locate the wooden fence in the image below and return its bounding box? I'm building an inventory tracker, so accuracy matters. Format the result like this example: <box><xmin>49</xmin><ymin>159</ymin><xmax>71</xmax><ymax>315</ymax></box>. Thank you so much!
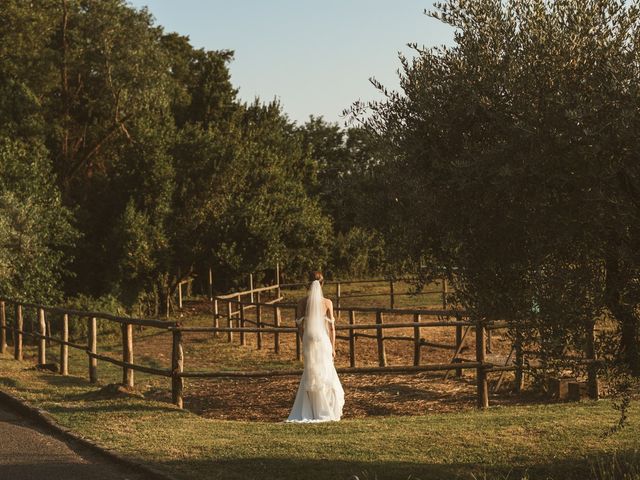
<box><xmin>278</xmin><ymin>277</ymin><xmax>450</xmax><ymax>311</ymax></box>
<box><xmin>0</xmin><ymin>281</ymin><xmax>600</xmax><ymax>414</ymax></box>
<box><xmin>0</xmin><ymin>298</ymin><xmax>181</xmax><ymax>403</ymax></box>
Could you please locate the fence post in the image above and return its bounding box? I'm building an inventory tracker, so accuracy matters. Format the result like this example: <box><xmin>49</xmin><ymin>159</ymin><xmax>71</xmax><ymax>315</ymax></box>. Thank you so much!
<box><xmin>239</xmin><ymin>300</ymin><xmax>246</xmax><ymax>346</ymax></box>
<box><xmin>208</xmin><ymin>267</ymin><xmax>213</xmax><ymax>301</ymax></box>
<box><xmin>256</xmin><ymin>302</ymin><xmax>262</xmax><ymax>350</ymax></box>
<box><xmin>276</xmin><ymin>262</ymin><xmax>281</xmax><ymax>299</ymax></box>
<box><xmin>376</xmin><ymin>310</ymin><xmax>387</xmax><ymax>367</ymax></box>
<box><xmin>61</xmin><ymin>313</ymin><xmax>69</xmax><ymax>376</ymax></box>
<box><xmin>274</xmin><ymin>306</ymin><xmax>281</xmax><ymax>354</ymax></box>
<box><xmin>413</xmin><ymin>313</ymin><xmax>421</xmax><ymax>366</ymax></box>
<box><xmin>0</xmin><ymin>300</ymin><xmax>6</xmax><ymax>354</ymax></box>
<box><xmin>475</xmin><ymin>319</ymin><xmax>489</xmax><ymax>409</ymax></box>
<box><xmin>349</xmin><ymin>310</ymin><xmax>356</xmax><ymax>368</ymax></box>
<box><xmin>442</xmin><ymin>277</ymin><xmax>448</xmax><ymax>309</ymax></box>
<box><xmin>38</xmin><ymin>308</ymin><xmax>46</xmax><ymax>366</ymax></box>
<box><xmin>249</xmin><ymin>274</ymin><xmax>254</xmax><ymax>303</ymax></box>
<box><xmin>88</xmin><ymin>317</ymin><xmax>97</xmax><ymax>383</ymax></box>
<box><xmin>213</xmin><ymin>298</ymin><xmax>219</xmax><ymax>335</ymax></box>
<box><xmin>336</xmin><ymin>282</ymin><xmax>341</xmax><ymax>321</ymax></box>
<box><xmin>586</xmin><ymin>320</ymin><xmax>599</xmax><ymax>400</ymax></box>
<box><xmin>390</xmin><ymin>280</ymin><xmax>395</xmax><ymax>309</ymax></box>
<box><xmin>171</xmin><ymin>329</ymin><xmax>184</xmax><ymax>408</ymax></box>
<box><xmin>226</xmin><ymin>301</ymin><xmax>233</xmax><ymax>343</ymax></box>
<box><xmin>178</xmin><ymin>281</ymin><xmax>183</xmax><ymax>309</ymax></box>
<box><xmin>14</xmin><ymin>304</ymin><xmax>23</xmax><ymax>361</ymax></box>
<box><xmin>486</xmin><ymin>329</ymin><xmax>492</xmax><ymax>354</ymax></box>
<box><xmin>122</xmin><ymin>322</ymin><xmax>134</xmax><ymax>388</ymax></box>
<box><xmin>514</xmin><ymin>329</ymin><xmax>524</xmax><ymax>393</ymax></box>
<box><xmin>455</xmin><ymin>321</ymin><xmax>463</xmax><ymax>378</ymax></box>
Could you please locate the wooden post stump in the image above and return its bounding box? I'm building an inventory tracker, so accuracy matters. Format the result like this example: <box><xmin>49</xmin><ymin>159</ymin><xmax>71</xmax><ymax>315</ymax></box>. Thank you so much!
<box><xmin>122</xmin><ymin>323</ymin><xmax>134</xmax><ymax>387</ymax></box>
<box><xmin>14</xmin><ymin>304</ymin><xmax>23</xmax><ymax>361</ymax></box>
<box><xmin>38</xmin><ymin>308</ymin><xmax>46</xmax><ymax>366</ymax></box>
<box><xmin>60</xmin><ymin>314</ymin><xmax>69</xmax><ymax>376</ymax></box>
<box><xmin>171</xmin><ymin>329</ymin><xmax>184</xmax><ymax>408</ymax></box>
<box><xmin>349</xmin><ymin>310</ymin><xmax>356</xmax><ymax>368</ymax></box>
<box><xmin>88</xmin><ymin>317</ymin><xmax>97</xmax><ymax>383</ymax></box>
<box><xmin>568</xmin><ymin>381</ymin><xmax>589</xmax><ymax>401</ymax></box>
<box><xmin>376</xmin><ymin>311</ymin><xmax>387</xmax><ymax>367</ymax></box>
<box><xmin>547</xmin><ymin>377</ymin><xmax>577</xmax><ymax>400</ymax></box>
<box><xmin>475</xmin><ymin>320</ymin><xmax>489</xmax><ymax>409</ymax></box>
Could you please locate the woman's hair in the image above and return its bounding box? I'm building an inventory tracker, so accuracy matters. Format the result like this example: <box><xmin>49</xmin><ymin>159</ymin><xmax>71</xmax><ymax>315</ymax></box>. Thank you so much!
<box><xmin>309</xmin><ymin>271</ymin><xmax>324</xmax><ymax>286</ymax></box>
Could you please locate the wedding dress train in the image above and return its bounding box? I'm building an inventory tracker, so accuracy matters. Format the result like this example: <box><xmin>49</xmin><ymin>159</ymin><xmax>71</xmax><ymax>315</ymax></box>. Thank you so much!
<box><xmin>286</xmin><ymin>281</ymin><xmax>344</xmax><ymax>422</ymax></box>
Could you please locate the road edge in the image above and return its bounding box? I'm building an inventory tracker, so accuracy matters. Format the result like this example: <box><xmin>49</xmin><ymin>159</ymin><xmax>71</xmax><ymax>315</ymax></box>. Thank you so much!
<box><xmin>0</xmin><ymin>388</ymin><xmax>179</xmax><ymax>480</ymax></box>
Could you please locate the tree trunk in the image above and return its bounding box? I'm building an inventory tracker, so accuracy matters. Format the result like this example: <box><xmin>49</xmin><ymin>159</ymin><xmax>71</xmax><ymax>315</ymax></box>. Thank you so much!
<box><xmin>605</xmin><ymin>256</ymin><xmax>640</xmax><ymax>375</ymax></box>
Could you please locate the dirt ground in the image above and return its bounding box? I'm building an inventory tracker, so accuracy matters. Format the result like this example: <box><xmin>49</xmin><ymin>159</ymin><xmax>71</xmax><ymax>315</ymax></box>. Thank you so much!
<box><xmin>141</xmin><ymin>296</ymin><xmax>531</xmax><ymax>421</ymax></box>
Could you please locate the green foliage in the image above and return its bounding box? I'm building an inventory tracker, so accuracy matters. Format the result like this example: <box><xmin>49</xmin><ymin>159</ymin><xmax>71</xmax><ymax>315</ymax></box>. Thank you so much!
<box><xmin>353</xmin><ymin>0</ymin><xmax>640</xmax><ymax>374</ymax></box>
<box><xmin>297</xmin><ymin>117</ymin><xmax>390</xmax><ymax>278</ymax></box>
<box><xmin>331</xmin><ymin>227</ymin><xmax>386</xmax><ymax>278</ymax></box>
<box><xmin>0</xmin><ymin>138</ymin><xmax>76</xmax><ymax>303</ymax></box>
<box><xmin>61</xmin><ymin>293</ymin><xmax>125</xmax><ymax>338</ymax></box>
<box><xmin>0</xmin><ymin>0</ymin><xmax>387</xmax><ymax>314</ymax></box>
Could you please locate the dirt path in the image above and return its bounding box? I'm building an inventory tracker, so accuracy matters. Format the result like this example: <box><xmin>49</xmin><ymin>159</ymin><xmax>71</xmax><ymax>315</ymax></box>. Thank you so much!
<box><xmin>0</xmin><ymin>402</ymin><xmax>148</xmax><ymax>480</ymax></box>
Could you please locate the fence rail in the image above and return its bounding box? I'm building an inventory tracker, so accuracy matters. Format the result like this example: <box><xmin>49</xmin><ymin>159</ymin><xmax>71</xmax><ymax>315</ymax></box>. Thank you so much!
<box><xmin>1</xmin><ymin>275</ymin><xmax>600</xmax><ymax>414</ymax></box>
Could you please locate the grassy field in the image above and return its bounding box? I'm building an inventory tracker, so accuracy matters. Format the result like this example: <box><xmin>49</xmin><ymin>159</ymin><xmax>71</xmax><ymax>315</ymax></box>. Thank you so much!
<box><xmin>0</xmin><ymin>282</ymin><xmax>637</xmax><ymax>479</ymax></box>
<box><xmin>0</xmin><ymin>353</ymin><xmax>639</xmax><ymax>480</ymax></box>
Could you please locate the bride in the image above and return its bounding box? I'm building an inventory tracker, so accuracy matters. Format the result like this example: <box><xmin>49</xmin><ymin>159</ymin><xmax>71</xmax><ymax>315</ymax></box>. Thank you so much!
<box><xmin>287</xmin><ymin>271</ymin><xmax>344</xmax><ymax>422</ymax></box>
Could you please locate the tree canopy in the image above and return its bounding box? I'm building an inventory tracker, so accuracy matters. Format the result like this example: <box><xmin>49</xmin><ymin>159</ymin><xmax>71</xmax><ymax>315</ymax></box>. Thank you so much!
<box><xmin>0</xmin><ymin>0</ymin><xmax>379</xmax><ymax>314</ymax></box>
<box><xmin>353</xmin><ymin>0</ymin><xmax>640</xmax><ymax>374</ymax></box>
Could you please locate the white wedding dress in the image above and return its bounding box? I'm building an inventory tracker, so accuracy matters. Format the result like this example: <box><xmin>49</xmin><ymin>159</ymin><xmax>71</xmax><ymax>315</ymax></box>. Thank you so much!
<box><xmin>286</xmin><ymin>280</ymin><xmax>344</xmax><ymax>422</ymax></box>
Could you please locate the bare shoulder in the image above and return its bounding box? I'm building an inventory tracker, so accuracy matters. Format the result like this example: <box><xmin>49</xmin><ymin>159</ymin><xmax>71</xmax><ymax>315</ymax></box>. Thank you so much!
<box><xmin>324</xmin><ymin>298</ymin><xmax>333</xmax><ymax>308</ymax></box>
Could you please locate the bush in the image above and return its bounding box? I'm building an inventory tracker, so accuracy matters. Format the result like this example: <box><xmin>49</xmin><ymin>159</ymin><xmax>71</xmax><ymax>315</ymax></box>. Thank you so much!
<box><xmin>330</xmin><ymin>227</ymin><xmax>386</xmax><ymax>279</ymax></box>
<box><xmin>60</xmin><ymin>294</ymin><xmax>126</xmax><ymax>340</ymax></box>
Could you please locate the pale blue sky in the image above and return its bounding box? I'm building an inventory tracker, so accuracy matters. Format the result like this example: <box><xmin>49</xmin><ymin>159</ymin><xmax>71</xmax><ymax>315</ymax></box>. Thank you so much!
<box><xmin>128</xmin><ymin>1</ymin><xmax>455</xmax><ymax>125</ymax></box>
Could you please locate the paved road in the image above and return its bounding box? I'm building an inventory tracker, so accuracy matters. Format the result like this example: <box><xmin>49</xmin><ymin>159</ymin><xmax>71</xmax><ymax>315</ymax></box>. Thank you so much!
<box><xmin>0</xmin><ymin>403</ymin><xmax>149</xmax><ymax>479</ymax></box>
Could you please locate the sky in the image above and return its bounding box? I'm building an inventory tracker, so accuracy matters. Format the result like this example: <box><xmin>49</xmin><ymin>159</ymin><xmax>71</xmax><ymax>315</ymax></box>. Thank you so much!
<box><xmin>128</xmin><ymin>1</ymin><xmax>455</xmax><ymax>125</ymax></box>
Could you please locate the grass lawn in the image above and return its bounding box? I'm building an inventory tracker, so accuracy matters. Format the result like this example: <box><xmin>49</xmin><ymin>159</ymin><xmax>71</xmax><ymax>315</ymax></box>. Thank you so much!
<box><xmin>0</xmin><ymin>353</ymin><xmax>639</xmax><ymax>480</ymax></box>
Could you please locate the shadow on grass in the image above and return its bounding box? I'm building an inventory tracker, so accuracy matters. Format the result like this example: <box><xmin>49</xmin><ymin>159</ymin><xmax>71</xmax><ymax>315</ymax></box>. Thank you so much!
<box><xmin>41</xmin><ymin>373</ymin><xmax>91</xmax><ymax>388</ymax></box>
<box><xmin>149</xmin><ymin>448</ymin><xmax>640</xmax><ymax>480</ymax></box>
<box><xmin>45</xmin><ymin>401</ymin><xmax>182</xmax><ymax>415</ymax></box>
<box><xmin>0</xmin><ymin>376</ymin><xmax>20</xmax><ymax>388</ymax></box>
<box><xmin>148</xmin><ymin>450</ymin><xmax>640</xmax><ymax>480</ymax></box>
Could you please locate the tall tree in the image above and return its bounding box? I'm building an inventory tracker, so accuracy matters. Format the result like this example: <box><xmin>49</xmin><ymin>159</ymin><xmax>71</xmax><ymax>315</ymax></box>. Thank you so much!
<box><xmin>354</xmin><ymin>0</ymin><xmax>640</xmax><ymax>373</ymax></box>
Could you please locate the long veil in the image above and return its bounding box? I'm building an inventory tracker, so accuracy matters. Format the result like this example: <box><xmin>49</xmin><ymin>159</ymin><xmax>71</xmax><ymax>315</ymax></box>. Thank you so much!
<box><xmin>303</xmin><ymin>280</ymin><xmax>333</xmax><ymax>391</ymax></box>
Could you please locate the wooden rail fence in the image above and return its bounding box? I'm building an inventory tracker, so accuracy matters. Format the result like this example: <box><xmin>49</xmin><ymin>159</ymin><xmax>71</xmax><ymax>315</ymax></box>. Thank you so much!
<box><xmin>0</xmin><ymin>282</ymin><xmax>601</xmax><ymax>413</ymax></box>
